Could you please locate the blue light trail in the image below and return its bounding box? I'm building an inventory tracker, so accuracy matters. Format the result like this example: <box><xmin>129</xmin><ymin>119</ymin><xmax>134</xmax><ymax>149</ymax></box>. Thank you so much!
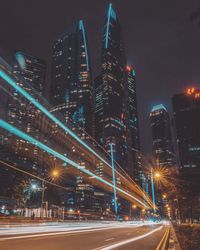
<box><xmin>110</xmin><ymin>143</ymin><xmax>118</xmax><ymax>214</ymax></box>
<box><xmin>151</xmin><ymin>168</ymin><xmax>156</xmax><ymax>213</ymax></box>
<box><xmin>0</xmin><ymin>119</ymin><xmax>148</xmax><ymax>207</ymax></box>
<box><xmin>0</xmin><ymin>70</ymin><xmax>113</xmax><ymax>172</ymax></box>
<box><xmin>0</xmin><ymin>69</ymin><xmax>145</xmax><ymax>200</ymax></box>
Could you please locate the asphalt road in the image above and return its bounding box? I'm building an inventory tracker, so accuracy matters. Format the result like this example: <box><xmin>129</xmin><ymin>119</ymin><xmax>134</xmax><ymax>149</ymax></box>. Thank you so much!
<box><xmin>0</xmin><ymin>222</ymin><xmax>169</xmax><ymax>250</ymax></box>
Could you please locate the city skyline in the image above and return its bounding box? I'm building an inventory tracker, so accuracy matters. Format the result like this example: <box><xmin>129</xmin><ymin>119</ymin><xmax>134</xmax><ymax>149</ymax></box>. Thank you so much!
<box><xmin>0</xmin><ymin>1</ymin><xmax>200</xmax><ymax>249</ymax></box>
<box><xmin>1</xmin><ymin>0</ymin><xmax>200</xmax><ymax>154</ymax></box>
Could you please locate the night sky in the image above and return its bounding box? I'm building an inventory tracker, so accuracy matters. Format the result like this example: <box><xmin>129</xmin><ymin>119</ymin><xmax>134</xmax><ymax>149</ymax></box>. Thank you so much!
<box><xmin>1</xmin><ymin>0</ymin><xmax>200</xmax><ymax>154</ymax></box>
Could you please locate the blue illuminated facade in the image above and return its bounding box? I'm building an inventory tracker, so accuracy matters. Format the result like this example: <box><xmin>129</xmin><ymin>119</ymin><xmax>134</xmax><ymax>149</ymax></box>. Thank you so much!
<box><xmin>50</xmin><ymin>20</ymin><xmax>94</xmax><ymax>211</ymax></box>
<box><xmin>95</xmin><ymin>3</ymin><xmax>127</xmax><ymax>170</ymax></box>
<box><xmin>50</xmin><ymin>20</ymin><xmax>93</xmax><ymax>136</ymax></box>
<box><xmin>95</xmin><ymin>4</ymin><xmax>141</xmax><ymax>185</ymax></box>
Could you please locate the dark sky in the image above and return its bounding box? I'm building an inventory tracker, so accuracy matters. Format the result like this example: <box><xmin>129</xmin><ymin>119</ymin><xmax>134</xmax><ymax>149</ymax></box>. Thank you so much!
<box><xmin>1</xmin><ymin>0</ymin><xmax>200</xmax><ymax>154</ymax></box>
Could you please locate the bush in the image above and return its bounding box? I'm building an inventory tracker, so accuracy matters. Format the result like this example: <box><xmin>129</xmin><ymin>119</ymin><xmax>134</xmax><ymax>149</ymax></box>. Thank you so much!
<box><xmin>175</xmin><ymin>225</ymin><xmax>200</xmax><ymax>250</ymax></box>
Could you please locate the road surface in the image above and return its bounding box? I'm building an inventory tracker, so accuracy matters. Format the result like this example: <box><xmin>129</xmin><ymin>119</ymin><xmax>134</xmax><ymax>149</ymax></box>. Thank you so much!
<box><xmin>0</xmin><ymin>222</ymin><xmax>169</xmax><ymax>250</ymax></box>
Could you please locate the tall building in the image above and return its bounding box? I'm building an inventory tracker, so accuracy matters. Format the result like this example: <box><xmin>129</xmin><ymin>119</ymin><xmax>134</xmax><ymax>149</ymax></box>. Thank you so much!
<box><xmin>125</xmin><ymin>65</ymin><xmax>141</xmax><ymax>180</ymax></box>
<box><xmin>172</xmin><ymin>88</ymin><xmax>200</xmax><ymax>169</ymax></box>
<box><xmin>50</xmin><ymin>20</ymin><xmax>93</xmax><ymax>136</ymax></box>
<box><xmin>0</xmin><ymin>56</ymin><xmax>48</xmax><ymax>207</ymax></box>
<box><xmin>150</xmin><ymin>104</ymin><xmax>175</xmax><ymax>167</ymax></box>
<box><xmin>172</xmin><ymin>88</ymin><xmax>200</xmax><ymax>221</ymax></box>
<box><xmin>50</xmin><ymin>20</ymin><xmax>94</xmax><ymax>211</ymax></box>
<box><xmin>14</xmin><ymin>51</ymin><xmax>46</xmax><ymax>95</ymax></box>
<box><xmin>95</xmin><ymin>4</ymin><xmax>141</xmax><ymax>182</ymax></box>
<box><xmin>95</xmin><ymin>3</ymin><xmax>127</xmax><ymax>170</ymax></box>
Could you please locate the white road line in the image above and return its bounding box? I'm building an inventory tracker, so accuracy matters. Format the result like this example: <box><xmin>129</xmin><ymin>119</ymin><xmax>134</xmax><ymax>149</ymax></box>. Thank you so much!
<box><xmin>105</xmin><ymin>238</ymin><xmax>114</xmax><ymax>242</ymax></box>
<box><xmin>93</xmin><ymin>226</ymin><xmax>163</xmax><ymax>250</ymax></box>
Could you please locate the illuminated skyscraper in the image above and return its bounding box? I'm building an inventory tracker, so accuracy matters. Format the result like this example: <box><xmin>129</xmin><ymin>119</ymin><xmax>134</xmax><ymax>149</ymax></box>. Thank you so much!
<box><xmin>50</xmin><ymin>20</ymin><xmax>93</xmax><ymax>136</ymax></box>
<box><xmin>150</xmin><ymin>104</ymin><xmax>175</xmax><ymax>167</ymax></box>
<box><xmin>95</xmin><ymin>3</ymin><xmax>127</xmax><ymax>169</ymax></box>
<box><xmin>50</xmin><ymin>21</ymin><xmax>94</xmax><ymax>211</ymax></box>
<box><xmin>95</xmin><ymin>4</ymin><xmax>141</xmax><ymax>183</ymax></box>
<box><xmin>125</xmin><ymin>65</ymin><xmax>141</xmax><ymax>180</ymax></box>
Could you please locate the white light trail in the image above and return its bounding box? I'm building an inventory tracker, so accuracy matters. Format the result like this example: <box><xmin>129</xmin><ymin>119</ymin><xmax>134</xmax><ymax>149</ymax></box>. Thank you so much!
<box><xmin>94</xmin><ymin>226</ymin><xmax>163</xmax><ymax>250</ymax></box>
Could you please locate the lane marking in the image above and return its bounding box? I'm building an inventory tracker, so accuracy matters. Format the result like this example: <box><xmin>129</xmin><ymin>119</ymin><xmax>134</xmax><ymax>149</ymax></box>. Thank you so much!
<box><xmin>93</xmin><ymin>226</ymin><xmax>163</xmax><ymax>250</ymax></box>
<box><xmin>105</xmin><ymin>238</ymin><xmax>114</xmax><ymax>242</ymax></box>
<box><xmin>156</xmin><ymin>227</ymin><xmax>170</xmax><ymax>250</ymax></box>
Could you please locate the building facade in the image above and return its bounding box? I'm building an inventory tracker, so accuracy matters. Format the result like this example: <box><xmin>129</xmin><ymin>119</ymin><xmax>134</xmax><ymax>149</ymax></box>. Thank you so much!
<box><xmin>150</xmin><ymin>104</ymin><xmax>175</xmax><ymax>167</ymax></box>
<box><xmin>14</xmin><ymin>51</ymin><xmax>46</xmax><ymax>95</ymax></box>
<box><xmin>50</xmin><ymin>20</ymin><xmax>93</xmax><ymax>136</ymax></box>
<box><xmin>125</xmin><ymin>65</ymin><xmax>141</xmax><ymax>180</ymax></box>
<box><xmin>172</xmin><ymin>88</ymin><xmax>200</xmax><ymax>169</ymax></box>
<box><xmin>172</xmin><ymin>88</ymin><xmax>200</xmax><ymax>221</ymax></box>
<box><xmin>95</xmin><ymin>4</ymin><xmax>141</xmax><ymax>183</ymax></box>
<box><xmin>50</xmin><ymin>21</ymin><xmax>94</xmax><ymax>211</ymax></box>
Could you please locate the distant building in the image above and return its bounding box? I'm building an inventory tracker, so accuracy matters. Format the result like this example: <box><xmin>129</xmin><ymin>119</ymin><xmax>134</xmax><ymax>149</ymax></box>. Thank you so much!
<box><xmin>14</xmin><ymin>51</ymin><xmax>46</xmax><ymax>95</ymax></box>
<box><xmin>150</xmin><ymin>104</ymin><xmax>175</xmax><ymax>167</ymax></box>
<box><xmin>125</xmin><ymin>65</ymin><xmax>141</xmax><ymax>181</ymax></box>
<box><xmin>172</xmin><ymin>88</ymin><xmax>200</xmax><ymax>168</ymax></box>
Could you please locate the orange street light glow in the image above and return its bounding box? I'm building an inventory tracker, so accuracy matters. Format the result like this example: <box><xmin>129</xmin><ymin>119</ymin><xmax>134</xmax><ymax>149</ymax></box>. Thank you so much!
<box><xmin>154</xmin><ymin>172</ymin><xmax>161</xmax><ymax>178</ymax></box>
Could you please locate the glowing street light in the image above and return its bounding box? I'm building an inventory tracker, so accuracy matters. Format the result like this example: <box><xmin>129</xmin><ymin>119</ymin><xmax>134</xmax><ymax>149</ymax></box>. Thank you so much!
<box><xmin>31</xmin><ymin>183</ymin><xmax>38</xmax><ymax>191</ymax></box>
<box><xmin>132</xmin><ymin>204</ymin><xmax>137</xmax><ymax>209</ymax></box>
<box><xmin>154</xmin><ymin>171</ymin><xmax>161</xmax><ymax>179</ymax></box>
<box><xmin>51</xmin><ymin>169</ymin><xmax>60</xmax><ymax>178</ymax></box>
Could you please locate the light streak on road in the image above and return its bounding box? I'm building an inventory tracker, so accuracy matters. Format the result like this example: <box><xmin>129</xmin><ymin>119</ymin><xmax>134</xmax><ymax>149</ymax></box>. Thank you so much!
<box><xmin>0</xmin><ymin>222</ymin><xmax>144</xmax><ymax>240</ymax></box>
<box><xmin>94</xmin><ymin>226</ymin><xmax>163</xmax><ymax>250</ymax></box>
<box><xmin>0</xmin><ymin>119</ymin><xmax>148</xmax><ymax>207</ymax></box>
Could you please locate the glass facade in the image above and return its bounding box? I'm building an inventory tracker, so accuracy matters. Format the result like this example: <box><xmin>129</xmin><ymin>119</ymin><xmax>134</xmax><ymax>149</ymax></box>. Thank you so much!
<box><xmin>150</xmin><ymin>104</ymin><xmax>175</xmax><ymax>167</ymax></box>
<box><xmin>51</xmin><ymin>20</ymin><xmax>93</xmax><ymax>136</ymax></box>
<box><xmin>95</xmin><ymin>4</ymin><xmax>141</xmax><ymax>184</ymax></box>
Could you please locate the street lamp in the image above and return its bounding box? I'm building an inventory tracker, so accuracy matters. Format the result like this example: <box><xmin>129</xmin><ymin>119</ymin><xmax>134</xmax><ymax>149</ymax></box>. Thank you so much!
<box><xmin>31</xmin><ymin>183</ymin><xmax>38</xmax><ymax>191</ymax></box>
<box><xmin>154</xmin><ymin>171</ymin><xmax>161</xmax><ymax>179</ymax></box>
<box><xmin>50</xmin><ymin>169</ymin><xmax>60</xmax><ymax>179</ymax></box>
<box><xmin>132</xmin><ymin>204</ymin><xmax>137</xmax><ymax>209</ymax></box>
